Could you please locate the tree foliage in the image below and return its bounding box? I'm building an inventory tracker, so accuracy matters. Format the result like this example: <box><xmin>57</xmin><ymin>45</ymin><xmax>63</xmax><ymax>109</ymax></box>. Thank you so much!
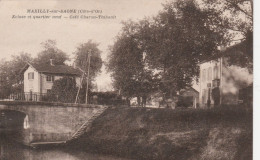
<box><xmin>143</xmin><ymin>0</ymin><xmax>223</xmax><ymax>92</ymax></box>
<box><xmin>108</xmin><ymin>0</ymin><xmax>224</xmax><ymax>101</ymax></box>
<box><xmin>74</xmin><ymin>40</ymin><xmax>103</xmax><ymax>81</ymax></box>
<box><xmin>107</xmin><ymin>21</ymin><xmax>157</xmax><ymax>106</ymax></box>
<box><xmin>10</xmin><ymin>53</ymin><xmax>33</xmax><ymax>84</ymax></box>
<box><xmin>201</xmin><ymin>0</ymin><xmax>253</xmax><ymax>69</ymax></box>
<box><xmin>73</xmin><ymin>40</ymin><xmax>103</xmax><ymax>99</ymax></box>
<box><xmin>0</xmin><ymin>53</ymin><xmax>33</xmax><ymax>98</ymax></box>
<box><xmin>202</xmin><ymin>0</ymin><xmax>252</xmax><ymax>39</ymax></box>
<box><xmin>49</xmin><ymin>76</ymin><xmax>78</xmax><ymax>103</ymax></box>
<box><xmin>34</xmin><ymin>40</ymin><xmax>69</xmax><ymax>65</ymax></box>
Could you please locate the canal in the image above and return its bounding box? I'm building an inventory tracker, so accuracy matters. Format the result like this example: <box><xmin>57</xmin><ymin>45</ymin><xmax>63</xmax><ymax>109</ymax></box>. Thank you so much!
<box><xmin>0</xmin><ymin>110</ymin><xmax>129</xmax><ymax>160</ymax></box>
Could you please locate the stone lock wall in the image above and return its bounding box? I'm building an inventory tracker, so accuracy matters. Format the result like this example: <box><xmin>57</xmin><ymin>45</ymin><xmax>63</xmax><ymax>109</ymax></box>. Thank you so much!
<box><xmin>0</xmin><ymin>101</ymin><xmax>107</xmax><ymax>145</ymax></box>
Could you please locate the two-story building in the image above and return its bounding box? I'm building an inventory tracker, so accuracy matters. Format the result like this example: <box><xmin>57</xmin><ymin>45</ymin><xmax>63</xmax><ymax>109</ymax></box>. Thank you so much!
<box><xmin>199</xmin><ymin>42</ymin><xmax>253</xmax><ymax>108</ymax></box>
<box><xmin>21</xmin><ymin>60</ymin><xmax>82</xmax><ymax>100</ymax></box>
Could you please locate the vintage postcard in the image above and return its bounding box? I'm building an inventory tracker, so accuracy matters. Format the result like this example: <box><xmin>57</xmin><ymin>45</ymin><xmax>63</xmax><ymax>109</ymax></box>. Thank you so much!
<box><xmin>0</xmin><ymin>0</ymin><xmax>254</xmax><ymax>159</ymax></box>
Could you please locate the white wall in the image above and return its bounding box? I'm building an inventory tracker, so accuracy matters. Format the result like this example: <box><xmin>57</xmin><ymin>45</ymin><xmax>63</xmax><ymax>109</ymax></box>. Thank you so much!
<box><xmin>24</xmin><ymin>66</ymin><xmax>40</xmax><ymax>93</ymax></box>
<box><xmin>199</xmin><ymin>57</ymin><xmax>253</xmax><ymax>107</ymax></box>
<box><xmin>24</xmin><ymin>66</ymin><xmax>81</xmax><ymax>94</ymax></box>
<box><xmin>199</xmin><ymin>59</ymin><xmax>221</xmax><ymax>107</ymax></box>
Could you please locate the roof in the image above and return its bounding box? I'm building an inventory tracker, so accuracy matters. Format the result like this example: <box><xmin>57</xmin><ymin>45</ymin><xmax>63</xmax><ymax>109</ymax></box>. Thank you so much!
<box><xmin>180</xmin><ymin>87</ymin><xmax>199</xmax><ymax>94</ymax></box>
<box><xmin>21</xmin><ymin>62</ymin><xmax>82</xmax><ymax>76</ymax></box>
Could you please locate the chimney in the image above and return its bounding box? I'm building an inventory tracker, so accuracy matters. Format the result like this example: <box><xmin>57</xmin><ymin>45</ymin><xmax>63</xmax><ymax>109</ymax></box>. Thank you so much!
<box><xmin>50</xmin><ymin>59</ymin><xmax>54</xmax><ymax>66</ymax></box>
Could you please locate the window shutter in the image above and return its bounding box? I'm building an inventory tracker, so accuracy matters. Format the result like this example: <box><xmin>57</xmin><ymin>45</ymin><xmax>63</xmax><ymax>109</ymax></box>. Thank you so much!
<box><xmin>28</xmin><ymin>72</ymin><xmax>34</xmax><ymax>79</ymax></box>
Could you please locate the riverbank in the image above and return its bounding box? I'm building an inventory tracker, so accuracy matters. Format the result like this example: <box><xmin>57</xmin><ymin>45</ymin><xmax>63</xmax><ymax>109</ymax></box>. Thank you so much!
<box><xmin>67</xmin><ymin>106</ymin><xmax>252</xmax><ymax>160</ymax></box>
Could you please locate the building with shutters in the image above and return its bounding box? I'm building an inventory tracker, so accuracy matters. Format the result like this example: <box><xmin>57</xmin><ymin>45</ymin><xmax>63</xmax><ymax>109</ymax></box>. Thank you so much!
<box><xmin>199</xmin><ymin>42</ymin><xmax>253</xmax><ymax>108</ymax></box>
<box><xmin>20</xmin><ymin>60</ymin><xmax>82</xmax><ymax>100</ymax></box>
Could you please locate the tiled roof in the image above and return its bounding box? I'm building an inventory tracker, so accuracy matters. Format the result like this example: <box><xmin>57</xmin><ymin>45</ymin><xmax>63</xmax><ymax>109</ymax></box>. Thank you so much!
<box><xmin>22</xmin><ymin>63</ymin><xmax>82</xmax><ymax>76</ymax></box>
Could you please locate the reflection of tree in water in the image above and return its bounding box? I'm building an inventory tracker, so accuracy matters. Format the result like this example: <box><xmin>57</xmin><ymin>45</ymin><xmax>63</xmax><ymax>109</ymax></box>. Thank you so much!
<box><xmin>0</xmin><ymin>132</ymin><xmax>27</xmax><ymax>160</ymax></box>
<box><xmin>0</xmin><ymin>110</ymin><xmax>128</xmax><ymax>160</ymax></box>
<box><xmin>0</xmin><ymin>110</ymin><xmax>26</xmax><ymax>144</ymax></box>
<box><xmin>0</xmin><ymin>134</ymin><xmax>127</xmax><ymax>160</ymax></box>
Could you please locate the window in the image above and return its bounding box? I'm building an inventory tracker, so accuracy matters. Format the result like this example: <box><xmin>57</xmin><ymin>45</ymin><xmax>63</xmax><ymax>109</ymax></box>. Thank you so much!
<box><xmin>28</xmin><ymin>72</ymin><xmax>34</xmax><ymax>80</ymax></box>
<box><xmin>46</xmin><ymin>75</ymin><xmax>54</xmax><ymax>82</ymax></box>
<box><xmin>202</xmin><ymin>69</ymin><xmax>206</xmax><ymax>82</ymax></box>
<box><xmin>213</xmin><ymin>65</ymin><xmax>219</xmax><ymax>79</ymax></box>
<box><xmin>207</xmin><ymin>67</ymin><xmax>212</xmax><ymax>81</ymax></box>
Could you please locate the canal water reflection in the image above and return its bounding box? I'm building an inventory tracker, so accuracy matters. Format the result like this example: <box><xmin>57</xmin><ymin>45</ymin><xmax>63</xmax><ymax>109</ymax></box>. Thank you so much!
<box><xmin>0</xmin><ymin>135</ymin><xmax>129</xmax><ymax>160</ymax></box>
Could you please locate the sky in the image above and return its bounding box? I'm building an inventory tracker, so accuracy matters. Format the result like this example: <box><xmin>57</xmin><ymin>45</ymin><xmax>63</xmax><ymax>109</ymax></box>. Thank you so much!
<box><xmin>0</xmin><ymin>0</ymin><xmax>168</xmax><ymax>91</ymax></box>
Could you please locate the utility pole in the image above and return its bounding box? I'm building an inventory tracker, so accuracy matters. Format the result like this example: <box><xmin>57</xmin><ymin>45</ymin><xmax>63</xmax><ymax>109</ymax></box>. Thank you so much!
<box><xmin>74</xmin><ymin>68</ymin><xmax>85</xmax><ymax>104</ymax></box>
<box><xmin>85</xmin><ymin>49</ymin><xmax>91</xmax><ymax>104</ymax></box>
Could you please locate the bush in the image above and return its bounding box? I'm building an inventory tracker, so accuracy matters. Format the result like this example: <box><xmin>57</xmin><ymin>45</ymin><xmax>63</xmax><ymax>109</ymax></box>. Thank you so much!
<box><xmin>49</xmin><ymin>76</ymin><xmax>78</xmax><ymax>103</ymax></box>
<box><xmin>90</xmin><ymin>91</ymin><xmax>129</xmax><ymax>105</ymax></box>
<box><xmin>177</xmin><ymin>96</ymin><xmax>193</xmax><ymax>108</ymax></box>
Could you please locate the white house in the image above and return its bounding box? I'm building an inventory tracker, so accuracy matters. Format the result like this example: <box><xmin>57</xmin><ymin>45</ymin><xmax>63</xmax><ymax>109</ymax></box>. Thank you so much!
<box><xmin>21</xmin><ymin>60</ymin><xmax>82</xmax><ymax>100</ymax></box>
<box><xmin>199</xmin><ymin>41</ymin><xmax>253</xmax><ymax>108</ymax></box>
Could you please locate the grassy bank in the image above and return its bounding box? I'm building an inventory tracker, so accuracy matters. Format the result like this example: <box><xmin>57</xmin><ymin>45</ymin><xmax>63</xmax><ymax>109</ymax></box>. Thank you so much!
<box><xmin>67</xmin><ymin>106</ymin><xmax>252</xmax><ymax>160</ymax></box>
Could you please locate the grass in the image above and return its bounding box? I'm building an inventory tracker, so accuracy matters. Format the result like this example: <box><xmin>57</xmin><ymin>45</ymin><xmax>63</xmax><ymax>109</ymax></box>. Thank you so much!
<box><xmin>67</xmin><ymin>105</ymin><xmax>252</xmax><ymax>160</ymax></box>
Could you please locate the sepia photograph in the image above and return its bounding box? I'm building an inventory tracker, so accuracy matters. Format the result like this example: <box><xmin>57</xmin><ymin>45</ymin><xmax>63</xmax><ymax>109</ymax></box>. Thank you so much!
<box><xmin>0</xmin><ymin>0</ymin><xmax>254</xmax><ymax>159</ymax></box>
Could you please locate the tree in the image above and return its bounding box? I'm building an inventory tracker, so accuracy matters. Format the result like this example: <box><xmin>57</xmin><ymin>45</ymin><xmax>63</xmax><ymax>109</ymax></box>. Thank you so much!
<box><xmin>140</xmin><ymin>0</ymin><xmax>223</xmax><ymax>95</ymax></box>
<box><xmin>73</xmin><ymin>40</ymin><xmax>103</xmax><ymax>101</ymax></box>
<box><xmin>201</xmin><ymin>0</ymin><xmax>253</xmax><ymax>69</ymax></box>
<box><xmin>9</xmin><ymin>53</ymin><xmax>33</xmax><ymax>92</ymax></box>
<box><xmin>0</xmin><ymin>53</ymin><xmax>33</xmax><ymax>98</ymax></box>
<box><xmin>48</xmin><ymin>76</ymin><xmax>78</xmax><ymax>103</ymax></box>
<box><xmin>202</xmin><ymin>0</ymin><xmax>252</xmax><ymax>39</ymax></box>
<box><xmin>107</xmin><ymin>21</ymin><xmax>157</xmax><ymax>107</ymax></box>
<box><xmin>34</xmin><ymin>40</ymin><xmax>69</xmax><ymax>65</ymax></box>
<box><xmin>0</xmin><ymin>59</ymin><xmax>12</xmax><ymax>98</ymax></box>
<box><xmin>108</xmin><ymin>1</ymin><xmax>225</xmax><ymax>104</ymax></box>
<box><xmin>74</xmin><ymin>40</ymin><xmax>102</xmax><ymax>79</ymax></box>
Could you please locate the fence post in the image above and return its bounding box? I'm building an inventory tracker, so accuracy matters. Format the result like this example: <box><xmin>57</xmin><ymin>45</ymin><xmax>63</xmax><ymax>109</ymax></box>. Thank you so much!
<box><xmin>29</xmin><ymin>91</ymin><xmax>32</xmax><ymax>101</ymax></box>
